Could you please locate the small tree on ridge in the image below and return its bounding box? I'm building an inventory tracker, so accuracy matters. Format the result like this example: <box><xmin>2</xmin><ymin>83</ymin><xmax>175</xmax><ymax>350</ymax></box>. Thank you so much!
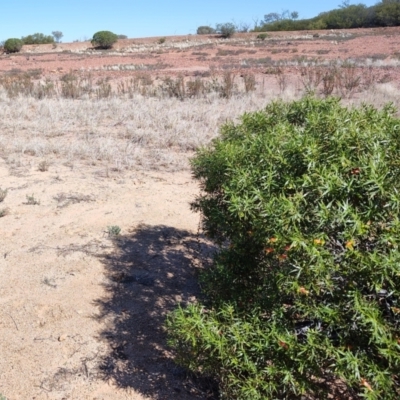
<box><xmin>52</xmin><ymin>31</ymin><xmax>63</xmax><ymax>43</ymax></box>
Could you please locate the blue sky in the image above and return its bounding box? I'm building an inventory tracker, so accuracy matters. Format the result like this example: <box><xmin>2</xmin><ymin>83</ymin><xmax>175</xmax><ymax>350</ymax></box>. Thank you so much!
<box><xmin>1</xmin><ymin>0</ymin><xmax>378</xmax><ymax>43</ymax></box>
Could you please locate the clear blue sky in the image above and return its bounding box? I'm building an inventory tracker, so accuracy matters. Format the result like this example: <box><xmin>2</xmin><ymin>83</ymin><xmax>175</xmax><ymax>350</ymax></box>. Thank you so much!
<box><xmin>1</xmin><ymin>0</ymin><xmax>378</xmax><ymax>43</ymax></box>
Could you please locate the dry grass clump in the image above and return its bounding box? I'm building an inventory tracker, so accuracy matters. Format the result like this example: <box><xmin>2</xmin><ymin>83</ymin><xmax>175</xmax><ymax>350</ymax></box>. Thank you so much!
<box><xmin>53</xmin><ymin>192</ymin><xmax>95</xmax><ymax>208</ymax></box>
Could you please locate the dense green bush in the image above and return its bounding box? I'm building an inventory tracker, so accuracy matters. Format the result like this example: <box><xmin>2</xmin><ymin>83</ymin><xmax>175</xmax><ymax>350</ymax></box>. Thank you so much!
<box><xmin>216</xmin><ymin>23</ymin><xmax>236</xmax><ymax>38</ymax></box>
<box><xmin>21</xmin><ymin>33</ymin><xmax>54</xmax><ymax>45</ymax></box>
<box><xmin>167</xmin><ymin>96</ymin><xmax>400</xmax><ymax>399</ymax></box>
<box><xmin>91</xmin><ymin>30</ymin><xmax>118</xmax><ymax>49</ymax></box>
<box><xmin>256</xmin><ymin>33</ymin><xmax>268</xmax><ymax>41</ymax></box>
<box><xmin>197</xmin><ymin>25</ymin><xmax>216</xmax><ymax>35</ymax></box>
<box><xmin>4</xmin><ymin>38</ymin><xmax>23</xmax><ymax>53</ymax></box>
<box><xmin>375</xmin><ymin>0</ymin><xmax>400</xmax><ymax>26</ymax></box>
<box><xmin>254</xmin><ymin>1</ymin><xmax>400</xmax><ymax>32</ymax></box>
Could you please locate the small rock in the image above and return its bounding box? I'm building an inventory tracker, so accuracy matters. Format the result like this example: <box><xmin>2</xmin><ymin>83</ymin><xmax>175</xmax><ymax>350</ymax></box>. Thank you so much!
<box><xmin>58</xmin><ymin>334</ymin><xmax>67</xmax><ymax>342</ymax></box>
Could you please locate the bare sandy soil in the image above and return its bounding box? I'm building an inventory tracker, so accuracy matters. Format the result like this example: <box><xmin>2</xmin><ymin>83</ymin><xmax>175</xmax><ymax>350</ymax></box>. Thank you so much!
<box><xmin>1</xmin><ymin>27</ymin><xmax>400</xmax><ymax>400</ymax></box>
<box><xmin>0</xmin><ymin>159</ymin><xmax>216</xmax><ymax>400</ymax></box>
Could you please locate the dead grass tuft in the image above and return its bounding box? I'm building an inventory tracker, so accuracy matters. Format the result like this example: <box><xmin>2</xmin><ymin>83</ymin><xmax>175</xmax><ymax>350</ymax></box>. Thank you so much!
<box><xmin>54</xmin><ymin>192</ymin><xmax>95</xmax><ymax>208</ymax></box>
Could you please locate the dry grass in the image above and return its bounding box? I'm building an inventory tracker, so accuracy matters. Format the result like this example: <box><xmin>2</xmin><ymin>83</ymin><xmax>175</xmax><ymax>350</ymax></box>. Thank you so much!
<box><xmin>0</xmin><ymin>88</ymin><xmax>273</xmax><ymax>171</ymax></box>
<box><xmin>0</xmin><ymin>68</ymin><xmax>399</xmax><ymax>174</ymax></box>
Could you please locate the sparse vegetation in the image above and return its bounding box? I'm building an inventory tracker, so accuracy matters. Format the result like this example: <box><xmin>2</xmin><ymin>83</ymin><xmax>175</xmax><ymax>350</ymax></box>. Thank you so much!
<box><xmin>91</xmin><ymin>30</ymin><xmax>118</xmax><ymax>49</ymax></box>
<box><xmin>158</xmin><ymin>37</ymin><xmax>166</xmax><ymax>44</ymax></box>
<box><xmin>25</xmin><ymin>194</ymin><xmax>40</xmax><ymax>205</ymax></box>
<box><xmin>54</xmin><ymin>192</ymin><xmax>94</xmax><ymax>208</ymax></box>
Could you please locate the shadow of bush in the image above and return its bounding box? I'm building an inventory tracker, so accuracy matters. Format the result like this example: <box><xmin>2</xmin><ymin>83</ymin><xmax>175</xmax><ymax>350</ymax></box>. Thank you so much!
<box><xmin>95</xmin><ymin>224</ymin><xmax>217</xmax><ymax>399</ymax></box>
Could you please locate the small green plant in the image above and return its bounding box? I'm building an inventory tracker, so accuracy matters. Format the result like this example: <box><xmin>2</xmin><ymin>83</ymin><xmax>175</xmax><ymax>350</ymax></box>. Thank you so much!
<box><xmin>4</xmin><ymin>38</ymin><xmax>23</xmax><ymax>53</ymax></box>
<box><xmin>0</xmin><ymin>208</ymin><xmax>9</xmax><ymax>218</ymax></box>
<box><xmin>158</xmin><ymin>37</ymin><xmax>166</xmax><ymax>44</ymax></box>
<box><xmin>0</xmin><ymin>187</ymin><xmax>7</xmax><ymax>202</ymax></box>
<box><xmin>107</xmin><ymin>225</ymin><xmax>121</xmax><ymax>237</ymax></box>
<box><xmin>168</xmin><ymin>96</ymin><xmax>400</xmax><ymax>399</ymax></box>
<box><xmin>256</xmin><ymin>33</ymin><xmax>268</xmax><ymax>41</ymax></box>
<box><xmin>91</xmin><ymin>30</ymin><xmax>118</xmax><ymax>49</ymax></box>
<box><xmin>25</xmin><ymin>194</ymin><xmax>40</xmax><ymax>205</ymax></box>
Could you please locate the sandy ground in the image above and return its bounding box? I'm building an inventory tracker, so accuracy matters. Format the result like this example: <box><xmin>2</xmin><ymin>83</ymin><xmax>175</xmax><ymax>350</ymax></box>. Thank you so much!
<box><xmin>0</xmin><ymin>157</ymin><xmax>215</xmax><ymax>400</ymax></box>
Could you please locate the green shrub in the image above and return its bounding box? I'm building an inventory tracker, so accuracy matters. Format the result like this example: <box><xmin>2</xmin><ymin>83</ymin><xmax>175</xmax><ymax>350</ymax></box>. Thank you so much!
<box><xmin>167</xmin><ymin>96</ymin><xmax>400</xmax><ymax>399</ymax></box>
<box><xmin>91</xmin><ymin>30</ymin><xmax>118</xmax><ymax>49</ymax></box>
<box><xmin>197</xmin><ymin>25</ymin><xmax>216</xmax><ymax>35</ymax></box>
<box><xmin>256</xmin><ymin>33</ymin><xmax>268</xmax><ymax>41</ymax></box>
<box><xmin>216</xmin><ymin>23</ymin><xmax>236</xmax><ymax>38</ymax></box>
<box><xmin>107</xmin><ymin>225</ymin><xmax>121</xmax><ymax>237</ymax></box>
<box><xmin>4</xmin><ymin>38</ymin><xmax>23</xmax><ymax>53</ymax></box>
<box><xmin>21</xmin><ymin>33</ymin><xmax>54</xmax><ymax>45</ymax></box>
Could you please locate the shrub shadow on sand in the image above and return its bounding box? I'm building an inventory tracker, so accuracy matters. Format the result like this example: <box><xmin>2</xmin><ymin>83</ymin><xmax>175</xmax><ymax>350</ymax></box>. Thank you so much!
<box><xmin>95</xmin><ymin>224</ymin><xmax>217</xmax><ymax>399</ymax></box>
